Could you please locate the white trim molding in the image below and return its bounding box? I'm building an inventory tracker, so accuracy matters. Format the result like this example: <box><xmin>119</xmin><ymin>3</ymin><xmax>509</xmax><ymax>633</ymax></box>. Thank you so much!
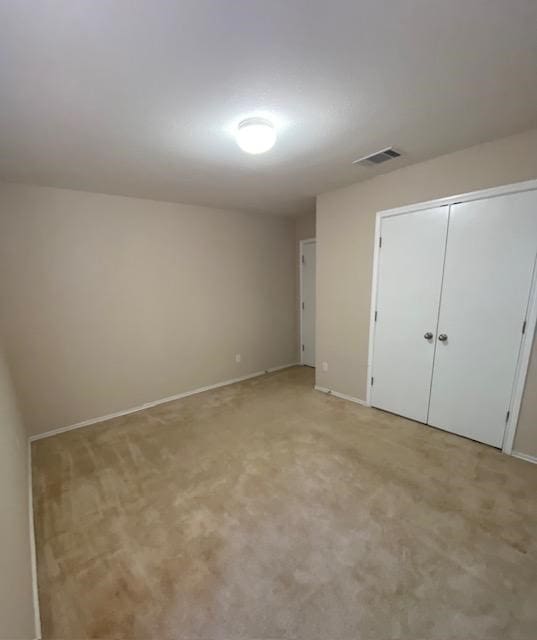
<box><xmin>299</xmin><ymin>237</ymin><xmax>316</xmax><ymax>365</ymax></box>
<box><xmin>315</xmin><ymin>385</ymin><xmax>368</xmax><ymax>406</ymax></box>
<box><xmin>366</xmin><ymin>212</ymin><xmax>382</xmax><ymax>407</ymax></box>
<box><xmin>27</xmin><ymin>441</ymin><xmax>42</xmax><ymax>640</ymax></box>
<box><xmin>511</xmin><ymin>451</ymin><xmax>537</xmax><ymax>465</ymax></box>
<box><xmin>29</xmin><ymin>363</ymin><xmax>299</xmax><ymax>442</ymax></box>
<box><xmin>502</xmin><ymin>258</ymin><xmax>537</xmax><ymax>454</ymax></box>
<box><xmin>367</xmin><ymin>178</ymin><xmax>537</xmax><ymax>458</ymax></box>
<box><xmin>378</xmin><ymin>179</ymin><xmax>537</xmax><ymax>218</ymax></box>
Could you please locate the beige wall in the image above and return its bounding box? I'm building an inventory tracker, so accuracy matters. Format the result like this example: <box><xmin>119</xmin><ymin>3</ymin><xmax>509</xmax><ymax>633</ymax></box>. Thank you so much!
<box><xmin>0</xmin><ymin>183</ymin><xmax>297</xmax><ymax>436</ymax></box>
<box><xmin>0</xmin><ymin>347</ymin><xmax>37</xmax><ymax>639</ymax></box>
<box><xmin>295</xmin><ymin>211</ymin><xmax>316</xmax><ymax>244</ymax></box>
<box><xmin>316</xmin><ymin>127</ymin><xmax>537</xmax><ymax>458</ymax></box>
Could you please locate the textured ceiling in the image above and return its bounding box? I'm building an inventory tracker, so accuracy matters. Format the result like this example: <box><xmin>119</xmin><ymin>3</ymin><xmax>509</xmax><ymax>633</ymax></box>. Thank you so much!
<box><xmin>1</xmin><ymin>1</ymin><xmax>537</xmax><ymax>215</ymax></box>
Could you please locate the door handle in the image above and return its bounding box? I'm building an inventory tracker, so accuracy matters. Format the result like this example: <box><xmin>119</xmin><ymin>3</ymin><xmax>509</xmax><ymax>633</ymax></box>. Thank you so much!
<box><xmin>438</xmin><ymin>334</ymin><xmax>448</xmax><ymax>342</ymax></box>
<box><xmin>424</xmin><ymin>332</ymin><xmax>433</xmax><ymax>340</ymax></box>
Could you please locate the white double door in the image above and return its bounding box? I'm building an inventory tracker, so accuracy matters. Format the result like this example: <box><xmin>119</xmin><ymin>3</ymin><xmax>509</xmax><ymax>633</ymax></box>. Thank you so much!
<box><xmin>371</xmin><ymin>190</ymin><xmax>537</xmax><ymax>447</ymax></box>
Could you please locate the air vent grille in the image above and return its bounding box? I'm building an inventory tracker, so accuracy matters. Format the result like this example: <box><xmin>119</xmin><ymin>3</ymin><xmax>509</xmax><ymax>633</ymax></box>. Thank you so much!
<box><xmin>353</xmin><ymin>147</ymin><xmax>401</xmax><ymax>167</ymax></box>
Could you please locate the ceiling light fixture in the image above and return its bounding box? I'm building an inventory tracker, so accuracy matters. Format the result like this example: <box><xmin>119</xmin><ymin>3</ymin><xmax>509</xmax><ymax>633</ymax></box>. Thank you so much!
<box><xmin>236</xmin><ymin>117</ymin><xmax>276</xmax><ymax>154</ymax></box>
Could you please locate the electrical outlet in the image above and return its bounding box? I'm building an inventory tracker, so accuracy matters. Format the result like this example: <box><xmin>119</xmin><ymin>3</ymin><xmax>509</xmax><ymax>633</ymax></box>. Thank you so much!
<box><xmin>321</xmin><ymin>361</ymin><xmax>328</xmax><ymax>372</ymax></box>
<box><xmin>235</xmin><ymin>354</ymin><xmax>241</xmax><ymax>363</ymax></box>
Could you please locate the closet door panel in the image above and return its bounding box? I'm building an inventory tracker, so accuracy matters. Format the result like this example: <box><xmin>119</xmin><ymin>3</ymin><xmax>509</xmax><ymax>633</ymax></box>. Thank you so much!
<box><xmin>428</xmin><ymin>191</ymin><xmax>537</xmax><ymax>447</ymax></box>
<box><xmin>371</xmin><ymin>207</ymin><xmax>448</xmax><ymax>422</ymax></box>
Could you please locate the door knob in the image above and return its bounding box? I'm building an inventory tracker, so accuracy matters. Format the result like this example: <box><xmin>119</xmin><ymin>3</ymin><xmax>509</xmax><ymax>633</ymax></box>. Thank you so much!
<box><xmin>424</xmin><ymin>332</ymin><xmax>433</xmax><ymax>340</ymax></box>
<box><xmin>438</xmin><ymin>334</ymin><xmax>448</xmax><ymax>341</ymax></box>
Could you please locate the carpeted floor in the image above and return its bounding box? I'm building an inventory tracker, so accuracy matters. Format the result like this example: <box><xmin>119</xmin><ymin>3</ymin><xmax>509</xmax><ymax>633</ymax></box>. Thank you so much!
<box><xmin>32</xmin><ymin>366</ymin><xmax>537</xmax><ymax>639</ymax></box>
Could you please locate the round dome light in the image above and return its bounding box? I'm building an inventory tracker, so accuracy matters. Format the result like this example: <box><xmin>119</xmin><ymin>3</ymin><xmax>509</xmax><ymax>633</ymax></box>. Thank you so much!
<box><xmin>236</xmin><ymin>117</ymin><xmax>276</xmax><ymax>154</ymax></box>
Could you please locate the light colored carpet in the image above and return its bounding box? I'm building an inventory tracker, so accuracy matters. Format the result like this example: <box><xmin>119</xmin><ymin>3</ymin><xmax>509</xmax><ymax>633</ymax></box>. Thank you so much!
<box><xmin>32</xmin><ymin>366</ymin><xmax>537</xmax><ymax>639</ymax></box>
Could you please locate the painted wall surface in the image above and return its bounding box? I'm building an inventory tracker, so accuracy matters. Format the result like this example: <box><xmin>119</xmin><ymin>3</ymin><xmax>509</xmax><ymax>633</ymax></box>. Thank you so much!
<box><xmin>295</xmin><ymin>211</ymin><xmax>316</xmax><ymax>244</ymax></box>
<box><xmin>316</xmin><ymin>128</ymin><xmax>537</xmax><ymax>457</ymax></box>
<box><xmin>0</xmin><ymin>184</ymin><xmax>297</xmax><ymax>436</ymax></box>
<box><xmin>0</xmin><ymin>348</ymin><xmax>37</xmax><ymax>639</ymax></box>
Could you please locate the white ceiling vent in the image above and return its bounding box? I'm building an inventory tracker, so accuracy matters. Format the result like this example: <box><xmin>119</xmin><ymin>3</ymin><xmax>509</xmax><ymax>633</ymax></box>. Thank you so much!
<box><xmin>352</xmin><ymin>147</ymin><xmax>401</xmax><ymax>167</ymax></box>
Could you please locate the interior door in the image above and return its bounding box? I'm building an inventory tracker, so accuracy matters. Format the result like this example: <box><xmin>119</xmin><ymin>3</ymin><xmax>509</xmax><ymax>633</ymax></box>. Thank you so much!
<box><xmin>301</xmin><ymin>241</ymin><xmax>316</xmax><ymax>367</ymax></box>
<box><xmin>428</xmin><ymin>191</ymin><xmax>537</xmax><ymax>447</ymax></box>
<box><xmin>371</xmin><ymin>207</ymin><xmax>449</xmax><ymax>422</ymax></box>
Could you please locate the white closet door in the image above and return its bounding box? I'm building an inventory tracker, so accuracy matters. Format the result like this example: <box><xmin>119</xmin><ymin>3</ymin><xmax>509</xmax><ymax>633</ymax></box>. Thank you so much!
<box><xmin>371</xmin><ymin>207</ymin><xmax>448</xmax><ymax>422</ymax></box>
<box><xmin>428</xmin><ymin>191</ymin><xmax>537</xmax><ymax>447</ymax></box>
<box><xmin>301</xmin><ymin>241</ymin><xmax>316</xmax><ymax>367</ymax></box>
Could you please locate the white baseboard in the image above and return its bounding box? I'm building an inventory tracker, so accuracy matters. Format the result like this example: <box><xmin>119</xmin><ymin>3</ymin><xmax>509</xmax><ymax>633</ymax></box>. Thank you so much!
<box><xmin>27</xmin><ymin>441</ymin><xmax>42</xmax><ymax>640</ymax></box>
<box><xmin>29</xmin><ymin>363</ymin><xmax>299</xmax><ymax>442</ymax></box>
<box><xmin>511</xmin><ymin>451</ymin><xmax>537</xmax><ymax>465</ymax></box>
<box><xmin>314</xmin><ymin>385</ymin><xmax>368</xmax><ymax>406</ymax></box>
<box><xmin>313</xmin><ymin>391</ymin><xmax>536</xmax><ymax>463</ymax></box>
<box><xmin>312</xmin><ymin>393</ymin><xmax>537</xmax><ymax>464</ymax></box>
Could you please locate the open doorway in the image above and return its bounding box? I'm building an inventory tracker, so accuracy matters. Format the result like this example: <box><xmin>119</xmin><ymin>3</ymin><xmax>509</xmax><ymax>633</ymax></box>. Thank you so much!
<box><xmin>300</xmin><ymin>238</ymin><xmax>316</xmax><ymax>367</ymax></box>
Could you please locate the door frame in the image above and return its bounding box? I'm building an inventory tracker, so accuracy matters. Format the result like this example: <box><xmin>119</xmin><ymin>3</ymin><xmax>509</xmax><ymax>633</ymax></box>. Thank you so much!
<box><xmin>366</xmin><ymin>178</ymin><xmax>537</xmax><ymax>455</ymax></box>
<box><xmin>300</xmin><ymin>238</ymin><xmax>316</xmax><ymax>365</ymax></box>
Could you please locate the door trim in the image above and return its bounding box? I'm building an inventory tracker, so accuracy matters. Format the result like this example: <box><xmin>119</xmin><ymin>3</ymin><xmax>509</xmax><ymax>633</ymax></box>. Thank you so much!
<box><xmin>367</xmin><ymin>178</ymin><xmax>537</xmax><ymax>456</ymax></box>
<box><xmin>503</xmin><ymin>252</ymin><xmax>537</xmax><ymax>454</ymax></box>
<box><xmin>299</xmin><ymin>238</ymin><xmax>316</xmax><ymax>365</ymax></box>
